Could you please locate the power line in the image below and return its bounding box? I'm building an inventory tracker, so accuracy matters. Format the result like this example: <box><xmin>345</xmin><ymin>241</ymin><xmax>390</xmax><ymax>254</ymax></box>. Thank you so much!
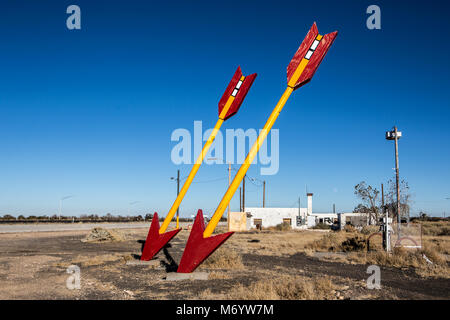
<box><xmin>191</xmin><ymin>177</ymin><xmax>228</xmax><ymax>184</ymax></box>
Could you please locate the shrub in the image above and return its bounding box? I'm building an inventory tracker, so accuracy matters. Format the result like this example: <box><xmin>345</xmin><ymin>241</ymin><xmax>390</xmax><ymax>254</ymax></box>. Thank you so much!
<box><xmin>343</xmin><ymin>224</ymin><xmax>357</xmax><ymax>233</ymax></box>
<box><xmin>312</xmin><ymin>223</ymin><xmax>331</xmax><ymax>230</ymax></box>
<box><xmin>360</xmin><ymin>225</ymin><xmax>380</xmax><ymax>235</ymax></box>
<box><xmin>275</xmin><ymin>222</ymin><xmax>292</xmax><ymax>231</ymax></box>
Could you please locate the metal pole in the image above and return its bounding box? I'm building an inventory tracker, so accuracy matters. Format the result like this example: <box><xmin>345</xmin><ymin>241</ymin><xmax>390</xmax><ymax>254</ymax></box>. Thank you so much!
<box><xmin>239</xmin><ymin>187</ymin><xmax>242</xmax><ymax>212</ymax></box>
<box><xmin>228</xmin><ymin>163</ymin><xmax>231</xmax><ymax>217</ymax></box>
<box><xmin>263</xmin><ymin>180</ymin><xmax>266</xmax><ymax>208</ymax></box>
<box><xmin>333</xmin><ymin>203</ymin><xmax>335</xmax><ymax>214</ymax></box>
<box><xmin>394</xmin><ymin>126</ymin><xmax>401</xmax><ymax>233</ymax></box>
<box><xmin>242</xmin><ymin>175</ymin><xmax>245</xmax><ymax>213</ymax></box>
<box><xmin>176</xmin><ymin>169</ymin><xmax>180</xmax><ymax>229</ymax></box>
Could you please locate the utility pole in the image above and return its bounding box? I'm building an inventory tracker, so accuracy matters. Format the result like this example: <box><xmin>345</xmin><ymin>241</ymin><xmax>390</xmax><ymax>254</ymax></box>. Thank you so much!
<box><xmin>242</xmin><ymin>175</ymin><xmax>246</xmax><ymax>213</ymax></box>
<box><xmin>176</xmin><ymin>169</ymin><xmax>180</xmax><ymax>229</ymax></box>
<box><xmin>381</xmin><ymin>182</ymin><xmax>390</xmax><ymax>252</ymax></box>
<box><xmin>228</xmin><ymin>163</ymin><xmax>231</xmax><ymax>217</ymax></box>
<box><xmin>381</xmin><ymin>182</ymin><xmax>385</xmax><ymax>225</ymax></box>
<box><xmin>333</xmin><ymin>203</ymin><xmax>335</xmax><ymax>214</ymax></box>
<box><xmin>394</xmin><ymin>126</ymin><xmax>401</xmax><ymax>227</ymax></box>
<box><xmin>170</xmin><ymin>171</ymin><xmax>181</xmax><ymax>228</ymax></box>
<box><xmin>263</xmin><ymin>180</ymin><xmax>266</xmax><ymax>208</ymax></box>
<box><xmin>386</xmin><ymin>126</ymin><xmax>402</xmax><ymax>236</ymax></box>
<box><xmin>239</xmin><ymin>187</ymin><xmax>242</xmax><ymax>212</ymax></box>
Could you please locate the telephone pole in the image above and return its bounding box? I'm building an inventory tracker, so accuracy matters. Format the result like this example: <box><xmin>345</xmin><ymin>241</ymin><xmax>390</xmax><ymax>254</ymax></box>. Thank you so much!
<box><xmin>170</xmin><ymin>170</ymin><xmax>181</xmax><ymax>228</ymax></box>
<box><xmin>386</xmin><ymin>126</ymin><xmax>402</xmax><ymax>236</ymax></box>
<box><xmin>177</xmin><ymin>169</ymin><xmax>180</xmax><ymax>228</ymax></box>
<box><xmin>242</xmin><ymin>175</ymin><xmax>246</xmax><ymax>213</ymax></box>
<box><xmin>263</xmin><ymin>180</ymin><xmax>266</xmax><ymax>208</ymax></box>
<box><xmin>228</xmin><ymin>162</ymin><xmax>231</xmax><ymax>217</ymax></box>
<box><xmin>394</xmin><ymin>126</ymin><xmax>400</xmax><ymax>225</ymax></box>
<box><xmin>239</xmin><ymin>187</ymin><xmax>242</xmax><ymax>212</ymax></box>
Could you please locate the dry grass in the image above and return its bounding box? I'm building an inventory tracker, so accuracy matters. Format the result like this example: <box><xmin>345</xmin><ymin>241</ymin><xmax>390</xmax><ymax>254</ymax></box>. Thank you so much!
<box><xmin>360</xmin><ymin>225</ymin><xmax>380</xmax><ymax>235</ymax></box>
<box><xmin>308</xmin><ymin>226</ymin><xmax>450</xmax><ymax>279</ymax></box>
<box><xmin>342</xmin><ymin>247</ymin><xmax>449</xmax><ymax>278</ymax></box>
<box><xmin>416</xmin><ymin>221</ymin><xmax>450</xmax><ymax>236</ymax></box>
<box><xmin>423</xmin><ymin>236</ymin><xmax>450</xmax><ymax>255</ymax></box>
<box><xmin>228</xmin><ymin>275</ymin><xmax>337</xmax><ymax>300</ymax></box>
<box><xmin>306</xmin><ymin>231</ymin><xmax>353</xmax><ymax>252</ymax></box>
<box><xmin>224</xmin><ymin>229</ymin><xmax>325</xmax><ymax>257</ymax></box>
<box><xmin>208</xmin><ymin>271</ymin><xmax>232</xmax><ymax>279</ymax></box>
<box><xmin>55</xmin><ymin>253</ymin><xmax>126</xmax><ymax>267</ymax></box>
<box><xmin>200</xmin><ymin>247</ymin><xmax>244</xmax><ymax>270</ymax></box>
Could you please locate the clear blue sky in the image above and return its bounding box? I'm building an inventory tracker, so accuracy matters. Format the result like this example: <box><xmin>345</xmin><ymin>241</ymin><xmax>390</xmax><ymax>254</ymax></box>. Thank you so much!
<box><xmin>1</xmin><ymin>0</ymin><xmax>449</xmax><ymax>217</ymax></box>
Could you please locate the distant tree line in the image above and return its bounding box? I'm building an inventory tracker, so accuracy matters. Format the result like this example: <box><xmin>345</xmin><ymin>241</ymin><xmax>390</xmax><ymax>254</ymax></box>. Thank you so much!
<box><xmin>0</xmin><ymin>213</ymin><xmax>221</xmax><ymax>223</ymax></box>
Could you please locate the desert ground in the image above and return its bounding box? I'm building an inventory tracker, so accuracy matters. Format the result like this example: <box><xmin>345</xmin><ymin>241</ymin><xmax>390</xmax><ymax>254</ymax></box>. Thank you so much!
<box><xmin>0</xmin><ymin>221</ymin><xmax>448</xmax><ymax>300</ymax></box>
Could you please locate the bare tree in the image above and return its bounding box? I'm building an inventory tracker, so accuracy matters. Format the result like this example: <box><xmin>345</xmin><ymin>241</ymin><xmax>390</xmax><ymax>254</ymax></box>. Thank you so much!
<box><xmin>354</xmin><ymin>181</ymin><xmax>380</xmax><ymax>225</ymax></box>
<box><xmin>385</xmin><ymin>178</ymin><xmax>411</xmax><ymax>222</ymax></box>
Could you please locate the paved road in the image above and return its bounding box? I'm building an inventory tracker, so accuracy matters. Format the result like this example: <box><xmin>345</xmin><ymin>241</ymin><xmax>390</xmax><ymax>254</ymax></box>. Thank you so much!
<box><xmin>0</xmin><ymin>221</ymin><xmax>225</xmax><ymax>234</ymax></box>
<box><xmin>0</xmin><ymin>222</ymin><xmax>152</xmax><ymax>233</ymax></box>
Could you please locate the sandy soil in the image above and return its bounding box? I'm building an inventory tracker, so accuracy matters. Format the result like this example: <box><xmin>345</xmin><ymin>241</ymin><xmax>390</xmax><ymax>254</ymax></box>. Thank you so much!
<box><xmin>0</xmin><ymin>226</ymin><xmax>448</xmax><ymax>300</ymax></box>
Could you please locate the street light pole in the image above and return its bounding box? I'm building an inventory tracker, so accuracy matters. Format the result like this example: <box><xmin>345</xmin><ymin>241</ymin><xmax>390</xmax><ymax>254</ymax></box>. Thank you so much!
<box><xmin>177</xmin><ymin>169</ymin><xmax>180</xmax><ymax>229</ymax></box>
<box><xmin>239</xmin><ymin>187</ymin><xmax>242</xmax><ymax>212</ymax></box>
<box><xmin>242</xmin><ymin>175</ymin><xmax>245</xmax><ymax>213</ymax></box>
<box><xmin>228</xmin><ymin>162</ymin><xmax>231</xmax><ymax>218</ymax></box>
<box><xmin>386</xmin><ymin>126</ymin><xmax>402</xmax><ymax>237</ymax></box>
<box><xmin>394</xmin><ymin>126</ymin><xmax>401</xmax><ymax>226</ymax></box>
<box><xmin>170</xmin><ymin>170</ymin><xmax>181</xmax><ymax>229</ymax></box>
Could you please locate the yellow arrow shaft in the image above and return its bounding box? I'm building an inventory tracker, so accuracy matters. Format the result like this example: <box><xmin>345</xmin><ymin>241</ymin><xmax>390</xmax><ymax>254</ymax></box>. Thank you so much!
<box><xmin>204</xmin><ymin>86</ymin><xmax>294</xmax><ymax>237</ymax></box>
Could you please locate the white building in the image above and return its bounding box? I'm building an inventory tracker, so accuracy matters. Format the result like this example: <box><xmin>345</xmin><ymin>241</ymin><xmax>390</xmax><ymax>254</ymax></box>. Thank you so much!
<box><xmin>245</xmin><ymin>193</ymin><xmax>367</xmax><ymax>230</ymax></box>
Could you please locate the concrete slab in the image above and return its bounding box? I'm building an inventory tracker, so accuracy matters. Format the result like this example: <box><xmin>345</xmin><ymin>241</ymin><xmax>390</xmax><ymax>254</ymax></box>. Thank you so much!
<box><xmin>126</xmin><ymin>259</ymin><xmax>160</xmax><ymax>267</ymax></box>
<box><xmin>164</xmin><ymin>272</ymin><xmax>209</xmax><ymax>281</ymax></box>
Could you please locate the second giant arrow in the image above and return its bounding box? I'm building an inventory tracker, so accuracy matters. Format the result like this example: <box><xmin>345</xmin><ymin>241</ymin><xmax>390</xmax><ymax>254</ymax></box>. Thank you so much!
<box><xmin>141</xmin><ymin>67</ymin><xmax>257</xmax><ymax>261</ymax></box>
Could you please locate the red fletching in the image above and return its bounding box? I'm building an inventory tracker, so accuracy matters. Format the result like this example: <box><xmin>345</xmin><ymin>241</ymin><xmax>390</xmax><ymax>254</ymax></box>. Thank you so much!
<box><xmin>287</xmin><ymin>22</ymin><xmax>337</xmax><ymax>90</ymax></box>
<box><xmin>218</xmin><ymin>67</ymin><xmax>257</xmax><ymax>120</ymax></box>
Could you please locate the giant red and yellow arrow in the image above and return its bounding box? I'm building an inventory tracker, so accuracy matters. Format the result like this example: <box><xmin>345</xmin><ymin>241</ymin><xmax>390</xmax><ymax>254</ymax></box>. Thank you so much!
<box><xmin>177</xmin><ymin>22</ymin><xmax>338</xmax><ymax>273</ymax></box>
<box><xmin>141</xmin><ymin>67</ymin><xmax>256</xmax><ymax>261</ymax></box>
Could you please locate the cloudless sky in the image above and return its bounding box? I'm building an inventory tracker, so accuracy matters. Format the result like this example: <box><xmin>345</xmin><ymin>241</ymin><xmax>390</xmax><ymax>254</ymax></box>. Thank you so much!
<box><xmin>0</xmin><ymin>0</ymin><xmax>449</xmax><ymax>217</ymax></box>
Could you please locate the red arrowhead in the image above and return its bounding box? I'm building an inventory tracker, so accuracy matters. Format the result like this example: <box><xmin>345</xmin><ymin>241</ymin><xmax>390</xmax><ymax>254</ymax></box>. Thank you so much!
<box><xmin>287</xmin><ymin>22</ymin><xmax>337</xmax><ymax>90</ymax></box>
<box><xmin>177</xmin><ymin>209</ymin><xmax>234</xmax><ymax>273</ymax></box>
<box><xmin>218</xmin><ymin>66</ymin><xmax>257</xmax><ymax>120</ymax></box>
<box><xmin>140</xmin><ymin>212</ymin><xmax>181</xmax><ymax>261</ymax></box>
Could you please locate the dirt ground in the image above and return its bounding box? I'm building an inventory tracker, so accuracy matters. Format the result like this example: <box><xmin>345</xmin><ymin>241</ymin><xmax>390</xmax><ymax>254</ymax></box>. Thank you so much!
<box><xmin>0</xmin><ymin>226</ymin><xmax>448</xmax><ymax>300</ymax></box>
